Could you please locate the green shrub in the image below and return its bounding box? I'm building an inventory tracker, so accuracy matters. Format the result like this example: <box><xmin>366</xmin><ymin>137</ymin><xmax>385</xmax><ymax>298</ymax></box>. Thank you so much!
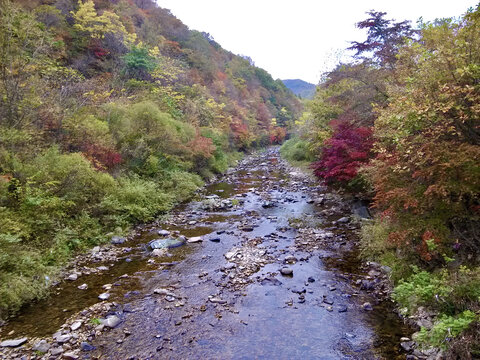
<box><xmin>280</xmin><ymin>136</ymin><xmax>315</xmax><ymax>163</ymax></box>
<box><xmin>416</xmin><ymin>311</ymin><xmax>477</xmax><ymax>349</ymax></box>
<box><xmin>393</xmin><ymin>270</ymin><xmax>451</xmax><ymax>314</ymax></box>
<box><xmin>101</xmin><ymin>175</ymin><xmax>173</xmax><ymax>223</ymax></box>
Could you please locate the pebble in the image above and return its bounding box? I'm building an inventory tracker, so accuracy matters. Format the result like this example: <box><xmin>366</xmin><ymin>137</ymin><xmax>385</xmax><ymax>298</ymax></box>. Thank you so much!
<box><xmin>55</xmin><ymin>334</ymin><xmax>71</xmax><ymax>344</ymax></box>
<box><xmin>153</xmin><ymin>288</ymin><xmax>169</xmax><ymax>295</ymax></box>
<box><xmin>280</xmin><ymin>267</ymin><xmax>293</xmax><ymax>276</ymax></box>
<box><xmin>323</xmin><ymin>297</ymin><xmax>334</xmax><ymax>305</ymax></box>
<box><xmin>209</xmin><ymin>297</ymin><xmax>227</xmax><ymax>304</ymax></box>
<box><xmin>102</xmin><ymin>315</ymin><xmax>121</xmax><ymax>328</ymax></box>
<box><xmin>157</xmin><ymin>230</ymin><xmax>170</xmax><ymax>236</ymax></box>
<box><xmin>362</xmin><ymin>302</ymin><xmax>373</xmax><ymax>311</ymax></box>
<box><xmin>69</xmin><ymin>321</ymin><xmax>82</xmax><ymax>331</ymax></box>
<box><xmin>98</xmin><ymin>292</ymin><xmax>110</xmax><ymax>301</ymax></box>
<box><xmin>77</xmin><ymin>283</ymin><xmax>88</xmax><ymax>290</ymax></box>
<box><xmin>50</xmin><ymin>346</ymin><xmax>64</xmax><ymax>356</ymax></box>
<box><xmin>187</xmin><ymin>236</ymin><xmax>203</xmax><ymax>243</ymax></box>
<box><xmin>80</xmin><ymin>342</ymin><xmax>95</xmax><ymax>351</ymax></box>
<box><xmin>67</xmin><ymin>273</ymin><xmax>78</xmax><ymax>281</ymax></box>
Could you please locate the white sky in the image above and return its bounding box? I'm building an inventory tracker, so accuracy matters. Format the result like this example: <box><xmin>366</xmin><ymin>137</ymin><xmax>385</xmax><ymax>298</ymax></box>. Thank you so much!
<box><xmin>155</xmin><ymin>0</ymin><xmax>478</xmax><ymax>84</ymax></box>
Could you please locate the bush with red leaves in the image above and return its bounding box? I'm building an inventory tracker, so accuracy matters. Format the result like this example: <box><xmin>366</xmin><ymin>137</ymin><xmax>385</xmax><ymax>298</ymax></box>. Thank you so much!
<box><xmin>312</xmin><ymin>122</ymin><xmax>373</xmax><ymax>186</ymax></box>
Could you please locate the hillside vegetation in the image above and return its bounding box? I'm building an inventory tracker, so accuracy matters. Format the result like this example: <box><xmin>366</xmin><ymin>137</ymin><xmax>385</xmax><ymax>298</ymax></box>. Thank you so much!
<box><xmin>0</xmin><ymin>0</ymin><xmax>301</xmax><ymax>319</ymax></box>
<box><xmin>284</xmin><ymin>6</ymin><xmax>480</xmax><ymax>355</ymax></box>
<box><xmin>282</xmin><ymin>79</ymin><xmax>316</xmax><ymax>99</ymax></box>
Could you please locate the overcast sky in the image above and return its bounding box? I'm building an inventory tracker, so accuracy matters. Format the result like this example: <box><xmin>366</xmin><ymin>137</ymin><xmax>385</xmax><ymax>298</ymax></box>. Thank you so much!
<box><xmin>155</xmin><ymin>1</ymin><xmax>478</xmax><ymax>84</ymax></box>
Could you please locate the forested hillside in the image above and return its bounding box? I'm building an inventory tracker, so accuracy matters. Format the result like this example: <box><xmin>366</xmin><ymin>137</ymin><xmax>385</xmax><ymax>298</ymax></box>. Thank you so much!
<box><xmin>283</xmin><ymin>6</ymin><xmax>480</xmax><ymax>355</ymax></box>
<box><xmin>0</xmin><ymin>0</ymin><xmax>301</xmax><ymax>318</ymax></box>
<box><xmin>282</xmin><ymin>79</ymin><xmax>316</xmax><ymax>99</ymax></box>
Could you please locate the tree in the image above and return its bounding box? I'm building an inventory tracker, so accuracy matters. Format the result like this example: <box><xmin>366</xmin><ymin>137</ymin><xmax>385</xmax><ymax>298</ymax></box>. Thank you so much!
<box><xmin>0</xmin><ymin>0</ymin><xmax>50</xmax><ymax>128</ymax></box>
<box><xmin>348</xmin><ymin>10</ymin><xmax>417</xmax><ymax>68</ymax></box>
<box><xmin>71</xmin><ymin>0</ymin><xmax>132</xmax><ymax>41</ymax></box>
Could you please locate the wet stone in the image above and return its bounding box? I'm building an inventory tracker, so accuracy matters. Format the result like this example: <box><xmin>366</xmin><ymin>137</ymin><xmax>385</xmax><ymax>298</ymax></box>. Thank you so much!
<box><xmin>362</xmin><ymin>302</ymin><xmax>373</xmax><ymax>311</ymax></box>
<box><xmin>260</xmin><ymin>277</ymin><xmax>282</xmax><ymax>286</ymax></box>
<box><xmin>98</xmin><ymin>292</ymin><xmax>110</xmax><ymax>301</ymax></box>
<box><xmin>291</xmin><ymin>287</ymin><xmax>306</xmax><ymax>294</ymax></box>
<box><xmin>149</xmin><ymin>238</ymin><xmax>185</xmax><ymax>249</ymax></box>
<box><xmin>323</xmin><ymin>297</ymin><xmax>334</xmax><ymax>305</ymax></box>
<box><xmin>280</xmin><ymin>267</ymin><xmax>293</xmax><ymax>276</ymax></box>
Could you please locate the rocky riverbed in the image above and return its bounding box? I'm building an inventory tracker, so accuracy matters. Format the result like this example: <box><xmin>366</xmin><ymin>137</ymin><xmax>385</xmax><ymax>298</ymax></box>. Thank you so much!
<box><xmin>0</xmin><ymin>148</ymin><xmax>414</xmax><ymax>359</ymax></box>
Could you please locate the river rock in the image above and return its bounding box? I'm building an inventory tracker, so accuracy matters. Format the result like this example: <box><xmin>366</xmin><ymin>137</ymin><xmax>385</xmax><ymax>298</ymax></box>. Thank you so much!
<box><xmin>291</xmin><ymin>287</ymin><xmax>306</xmax><ymax>294</ymax></box>
<box><xmin>284</xmin><ymin>255</ymin><xmax>297</xmax><ymax>264</ymax></box>
<box><xmin>80</xmin><ymin>342</ymin><xmax>95</xmax><ymax>351</ymax></box>
<box><xmin>111</xmin><ymin>236</ymin><xmax>126</xmax><ymax>245</ymax></box>
<box><xmin>209</xmin><ymin>296</ymin><xmax>227</xmax><ymax>304</ymax></box>
<box><xmin>70</xmin><ymin>321</ymin><xmax>82</xmax><ymax>331</ymax></box>
<box><xmin>0</xmin><ymin>338</ymin><xmax>28</xmax><ymax>347</ymax></box>
<box><xmin>77</xmin><ymin>283</ymin><xmax>88</xmax><ymax>290</ymax></box>
<box><xmin>157</xmin><ymin>229</ymin><xmax>170</xmax><ymax>236</ymax></box>
<box><xmin>337</xmin><ymin>217</ymin><xmax>350</xmax><ymax>224</ymax></box>
<box><xmin>153</xmin><ymin>288</ymin><xmax>169</xmax><ymax>295</ymax></box>
<box><xmin>63</xmin><ymin>351</ymin><xmax>79</xmax><ymax>359</ymax></box>
<box><xmin>67</xmin><ymin>273</ymin><xmax>78</xmax><ymax>281</ymax></box>
<box><xmin>102</xmin><ymin>315</ymin><xmax>121</xmax><ymax>328</ymax></box>
<box><xmin>32</xmin><ymin>340</ymin><xmax>50</xmax><ymax>353</ymax></box>
<box><xmin>149</xmin><ymin>238</ymin><xmax>185</xmax><ymax>250</ymax></box>
<box><xmin>280</xmin><ymin>267</ymin><xmax>293</xmax><ymax>276</ymax></box>
<box><xmin>55</xmin><ymin>334</ymin><xmax>71</xmax><ymax>344</ymax></box>
<box><xmin>400</xmin><ymin>341</ymin><xmax>415</xmax><ymax>352</ymax></box>
<box><xmin>209</xmin><ymin>237</ymin><xmax>221</xmax><ymax>242</ymax></box>
<box><xmin>260</xmin><ymin>277</ymin><xmax>282</xmax><ymax>286</ymax></box>
<box><xmin>362</xmin><ymin>302</ymin><xmax>373</xmax><ymax>311</ymax></box>
<box><xmin>98</xmin><ymin>292</ymin><xmax>110</xmax><ymax>301</ymax></box>
<box><xmin>187</xmin><ymin>236</ymin><xmax>203</xmax><ymax>243</ymax></box>
<box><xmin>50</xmin><ymin>346</ymin><xmax>64</xmax><ymax>356</ymax></box>
<box><xmin>262</xmin><ymin>201</ymin><xmax>275</xmax><ymax>208</ymax></box>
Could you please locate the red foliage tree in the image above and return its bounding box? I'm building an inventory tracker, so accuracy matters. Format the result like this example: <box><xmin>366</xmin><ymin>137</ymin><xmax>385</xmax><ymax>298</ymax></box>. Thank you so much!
<box><xmin>312</xmin><ymin>122</ymin><xmax>373</xmax><ymax>186</ymax></box>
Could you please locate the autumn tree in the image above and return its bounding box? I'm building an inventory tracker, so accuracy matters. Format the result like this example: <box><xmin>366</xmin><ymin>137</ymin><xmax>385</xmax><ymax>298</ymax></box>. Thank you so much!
<box><xmin>0</xmin><ymin>0</ymin><xmax>51</xmax><ymax>128</ymax></box>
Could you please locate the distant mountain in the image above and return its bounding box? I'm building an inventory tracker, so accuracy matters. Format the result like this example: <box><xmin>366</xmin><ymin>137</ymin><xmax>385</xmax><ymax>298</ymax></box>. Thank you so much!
<box><xmin>282</xmin><ymin>79</ymin><xmax>316</xmax><ymax>99</ymax></box>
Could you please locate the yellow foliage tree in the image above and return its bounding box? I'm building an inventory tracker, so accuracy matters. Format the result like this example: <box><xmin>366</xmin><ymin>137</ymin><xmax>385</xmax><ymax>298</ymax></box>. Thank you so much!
<box><xmin>71</xmin><ymin>0</ymin><xmax>133</xmax><ymax>41</ymax></box>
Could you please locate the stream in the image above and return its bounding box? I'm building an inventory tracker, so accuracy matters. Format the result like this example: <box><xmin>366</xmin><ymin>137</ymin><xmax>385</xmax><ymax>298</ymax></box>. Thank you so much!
<box><xmin>0</xmin><ymin>148</ymin><xmax>412</xmax><ymax>359</ymax></box>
